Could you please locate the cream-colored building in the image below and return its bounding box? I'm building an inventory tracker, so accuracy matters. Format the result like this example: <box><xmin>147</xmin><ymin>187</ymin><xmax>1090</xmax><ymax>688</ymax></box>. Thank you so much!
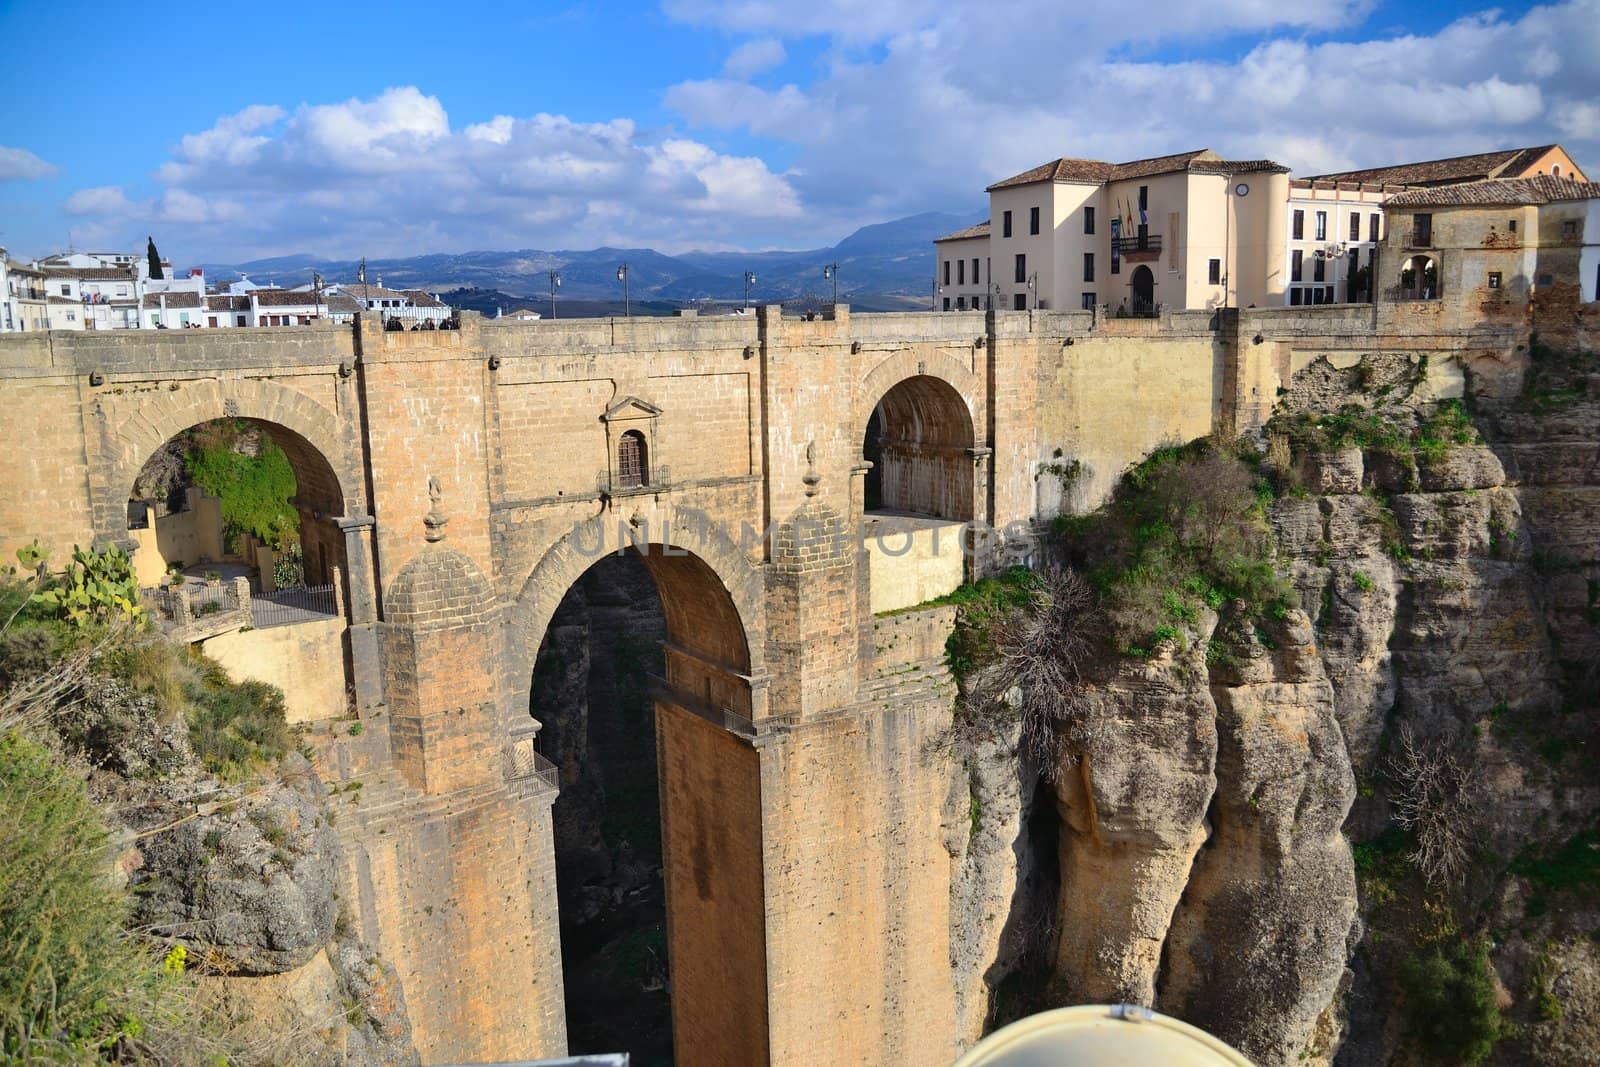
<box><xmin>934</xmin><ymin>222</ymin><xmax>991</xmax><ymax>310</ymax></box>
<box><xmin>940</xmin><ymin>149</ymin><xmax>1292</xmax><ymax>313</ymax></box>
<box><xmin>1377</xmin><ymin>175</ymin><xmax>1600</xmax><ymax>330</ymax></box>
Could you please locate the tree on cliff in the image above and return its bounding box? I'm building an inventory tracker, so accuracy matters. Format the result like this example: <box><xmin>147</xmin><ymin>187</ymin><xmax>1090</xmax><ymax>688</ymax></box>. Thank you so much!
<box><xmin>147</xmin><ymin>236</ymin><xmax>164</xmax><ymax>280</ymax></box>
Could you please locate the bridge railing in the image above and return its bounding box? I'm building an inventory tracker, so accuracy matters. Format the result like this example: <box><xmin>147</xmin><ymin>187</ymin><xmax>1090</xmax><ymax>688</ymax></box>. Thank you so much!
<box><xmin>647</xmin><ymin>674</ymin><xmax>756</xmax><ymax>738</ymax></box>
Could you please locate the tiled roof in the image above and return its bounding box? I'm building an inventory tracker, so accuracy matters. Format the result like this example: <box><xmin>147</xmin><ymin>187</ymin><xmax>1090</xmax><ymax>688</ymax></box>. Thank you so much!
<box><xmin>987</xmin><ymin>148</ymin><xmax>1286</xmax><ymax>190</ymax></box>
<box><xmin>935</xmin><ymin>221</ymin><xmax>991</xmax><ymax>242</ymax></box>
<box><xmin>206</xmin><ymin>295</ymin><xmax>250</xmax><ymax>311</ymax></box>
<box><xmin>42</xmin><ymin>266</ymin><xmax>135</xmax><ymax>280</ymax></box>
<box><xmin>337</xmin><ymin>282</ymin><xmax>410</xmax><ymax>301</ymax></box>
<box><xmin>250</xmin><ymin>288</ymin><xmax>320</xmax><ymax>307</ymax></box>
<box><xmin>142</xmin><ymin>291</ymin><xmax>202</xmax><ymax>308</ymax></box>
<box><xmin>1386</xmin><ymin>175</ymin><xmax>1600</xmax><ymax>207</ymax></box>
<box><xmin>399</xmin><ymin>288</ymin><xmax>447</xmax><ymax>308</ymax></box>
<box><xmin>324</xmin><ymin>293</ymin><xmax>362</xmax><ymax>314</ymax></box>
<box><xmin>1305</xmin><ymin>145</ymin><xmax>1564</xmax><ymax>188</ymax></box>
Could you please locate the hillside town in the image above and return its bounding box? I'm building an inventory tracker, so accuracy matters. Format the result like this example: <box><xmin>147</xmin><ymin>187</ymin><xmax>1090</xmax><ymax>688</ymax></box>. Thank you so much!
<box><xmin>0</xmin><ymin>243</ymin><xmax>454</xmax><ymax>333</ymax></box>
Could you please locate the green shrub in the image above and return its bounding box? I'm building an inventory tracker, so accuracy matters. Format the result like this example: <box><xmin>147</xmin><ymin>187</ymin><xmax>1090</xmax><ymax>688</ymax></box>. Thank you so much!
<box><xmin>185</xmin><ymin>425</ymin><xmax>299</xmax><ymax>552</ymax></box>
<box><xmin>1053</xmin><ymin>438</ymin><xmax>1290</xmax><ymax>655</ymax></box>
<box><xmin>29</xmin><ymin>544</ymin><xmax>143</xmax><ymax>628</ymax></box>
<box><xmin>1398</xmin><ymin>939</ymin><xmax>1504</xmax><ymax>1064</ymax></box>
<box><xmin>184</xmin><ymin>662</ymin><xmax>292</xmax><ymax>781</ymax></box>
<box><xmin>0</xmin><ymin>731</ymin><xmax>178</xmax><ymax>1058</ymax></box>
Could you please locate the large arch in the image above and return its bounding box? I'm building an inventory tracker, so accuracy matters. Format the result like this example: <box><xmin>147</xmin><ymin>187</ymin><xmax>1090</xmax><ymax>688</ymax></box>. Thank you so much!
<box><xmin>100</xmin><ymin>377</ymin><xmax>361</xmax><ymax>543</ymax></box>
<box><xmin>506</xmin><ymin>508</ymin><xmax>767</xmax><ymax>722</ymax></box>
<box><xmin>511</xmin><ymin>517</ymin><xmax>770</xmax><ymax>1067</ymax></box>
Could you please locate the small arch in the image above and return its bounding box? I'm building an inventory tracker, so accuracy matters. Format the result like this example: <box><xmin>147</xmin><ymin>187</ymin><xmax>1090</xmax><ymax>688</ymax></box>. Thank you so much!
<box><xmin>1130</xmin><ymin>265</ymin><xmax>1156</xmax><ymax>313</ymax></box>
<box><xmin>618</xmin><ymin>429</ymin><xmax>649</xmax><ymax>489</ymax></box>
<box><xmin>1399</xmin><ymin>254</ymin><xmax>1439</xmax><ymax>300</ymax></box>
<box><xmin>1553</xmin><ymin>164</ymin><xmax>1562</xmax><ymax>176</ymax></box>
<box><xmin>862</xmin><ymin>374</ymin><xmax>976</xmax><ymax>521</ymax></box>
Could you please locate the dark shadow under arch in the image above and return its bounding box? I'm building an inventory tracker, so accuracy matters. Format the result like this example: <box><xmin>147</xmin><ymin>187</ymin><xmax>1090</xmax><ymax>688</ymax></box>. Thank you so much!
<box><xmin>862</xmin><ymin>374</ymin><xmax>977</xmax><ymax>521</ymax></box>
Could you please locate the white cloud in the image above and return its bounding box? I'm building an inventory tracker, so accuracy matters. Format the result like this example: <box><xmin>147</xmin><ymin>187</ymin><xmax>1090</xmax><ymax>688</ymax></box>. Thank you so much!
<box><xmin>60</xmin><ymin>87</ymin><xmax>804</xmax><ymax>259</ymax></box>
<box><xmin>723</xmin><ymin>37</ymin><xmax>786</xmax><ymax>79</ymax></box>
<box><xmin>0</xmin><ymin>145</ymin><xmax>58</xmax><ymax>181</ymax></box>
<box><xmin>663</xmin><ymin>0</ymin><xmax>1600</xmax><ymax>227</ymax></box>
<box><xmin>64</xmin><ymin>185</ymin><xmax>133</xmax><ymax>216</ymax></box>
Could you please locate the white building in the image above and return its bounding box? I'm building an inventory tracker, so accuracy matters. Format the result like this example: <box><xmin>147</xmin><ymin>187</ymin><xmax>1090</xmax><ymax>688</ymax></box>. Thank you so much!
<box><xmin>933</xmin><ymin>223</ymin><xmax>990</xmax><ymax>310</ymax></box>
<box><xmin>1284</xmin><ymin>182</ymin><xmax>1390</xmax><ymax>306</ymax></box>
<box><xmin>332</xmin><ymin>282</ymin><xmax>453</xmax><ymax>327</ymax></box>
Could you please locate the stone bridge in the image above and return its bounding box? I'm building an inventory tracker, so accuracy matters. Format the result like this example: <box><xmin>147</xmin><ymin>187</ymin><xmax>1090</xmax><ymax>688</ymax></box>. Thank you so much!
<box><xmin>0</xmin><ymin>303</ymin><xmax>1513</xmax><ymax>1065</ymax></box>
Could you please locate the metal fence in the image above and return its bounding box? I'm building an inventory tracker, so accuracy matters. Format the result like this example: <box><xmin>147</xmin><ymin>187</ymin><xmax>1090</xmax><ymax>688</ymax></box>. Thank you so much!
<box><xmin>251</xmin><ymin>584</ymin><xmax>339</xmax><ymax>629</ymax></box>
<box><xmin>180</xmin><ymin>582</ymin><xmax>241</xmax><ymax>620</ymax></box>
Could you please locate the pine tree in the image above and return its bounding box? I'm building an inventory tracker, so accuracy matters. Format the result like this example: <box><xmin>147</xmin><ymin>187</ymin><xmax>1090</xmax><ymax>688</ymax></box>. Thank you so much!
<box><xmin>146</xmin><ymin>235</ymin><xmax>164</xmax><ymax>280</ymax></box>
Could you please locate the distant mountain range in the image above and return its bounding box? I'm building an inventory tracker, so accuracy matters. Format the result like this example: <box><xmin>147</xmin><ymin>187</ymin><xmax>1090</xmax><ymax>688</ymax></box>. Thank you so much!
<box><xmin>196</xmin><ymin>212</ymin><xmax>979</xmax><ymax>313</ymax></box>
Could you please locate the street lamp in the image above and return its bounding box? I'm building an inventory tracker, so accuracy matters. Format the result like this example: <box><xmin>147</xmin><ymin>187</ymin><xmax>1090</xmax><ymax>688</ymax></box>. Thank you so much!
<box><xmin>548</xmin><ymin>269</ymin><xmax>561</xmax><ymax>320</ymax></box>
<box><xmin>822</xmin><ymin>262</ymin><xmax>839</xmax><ymax>306</ymax></box>
<box><xmin>1027</xmin><ymin>272</ymin><xmax>1039</xmax><ymax>310</ymax></box>
<box><xmin>933</xmin><ymin>276</ymin><xmax>944</xmax><ymax>311</ymax></box>
<box><xmin>744</xmin><ymin>270</ymin><xmax>757</xmax><ymax>309</ymax></box>
<box><xmin>616</xmin><ymin>262</ymin><xmax>630</xmax><ymax>318</ymax></box>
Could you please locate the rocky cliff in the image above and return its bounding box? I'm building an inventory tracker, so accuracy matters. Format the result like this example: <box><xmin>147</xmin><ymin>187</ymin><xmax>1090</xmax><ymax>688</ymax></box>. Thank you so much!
<box><xmin>946</xmin><ymin>341</ymin><xmax>1600</xmax><ymax>1066</ymax></box>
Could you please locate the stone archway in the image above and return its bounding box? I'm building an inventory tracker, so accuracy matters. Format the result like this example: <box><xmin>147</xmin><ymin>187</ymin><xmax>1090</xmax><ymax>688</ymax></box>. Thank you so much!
<box><xmin>511</xmin><ymin>521</ymin><xmax>769</xmax><ymax>1067</ymax></box>
<box><xmin>861</xmin><ymin>375</ymin><xmax>977</xmax><ymax>521</ymax></box>
<box><xmin>1131</xmin><ymin>265</ymin><xmax>1156</xmax><ymax>312</ymax></box>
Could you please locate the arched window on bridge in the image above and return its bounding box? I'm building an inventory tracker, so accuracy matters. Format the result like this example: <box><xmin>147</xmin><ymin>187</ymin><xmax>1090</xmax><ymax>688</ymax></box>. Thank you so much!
<box><xmin>617</xmin><ymin>429</ymin><xmax>649</xmax><ymax>489</ymax></box>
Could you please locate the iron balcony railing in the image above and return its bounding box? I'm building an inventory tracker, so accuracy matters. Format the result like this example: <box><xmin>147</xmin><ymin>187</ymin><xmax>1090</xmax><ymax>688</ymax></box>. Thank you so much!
<box><xmin>251</xmin><ymin>583</ymin><xmax>339</xmax><ymax>629</ymax></box>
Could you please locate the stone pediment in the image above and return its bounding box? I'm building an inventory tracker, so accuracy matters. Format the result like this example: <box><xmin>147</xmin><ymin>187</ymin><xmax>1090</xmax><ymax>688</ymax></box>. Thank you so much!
<box><xmin>601</xmin><ymin>396</ymin><xmax>662</xmax><ymax>422</ymax></box>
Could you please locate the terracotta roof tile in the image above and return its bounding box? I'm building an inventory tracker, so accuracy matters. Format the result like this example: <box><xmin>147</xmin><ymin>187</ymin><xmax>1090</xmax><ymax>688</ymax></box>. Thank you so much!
<box><xmin>249</xmin><ymin>288</ymin><xmax>319</xmax><ymax>307</ymax></box>
<box><xmin>1386</xmin><ymin>175</ymin><xmax>1600</xmax><ymax>207</ymax></box>
<box><xmin>42</xmin><ymin>266</ymin><xmax>136</xmax><ymax>280</ymax></box>
<box><xmin>987</xmin><ymin>148</ymin><xmax>1287</xmax><ymax>191</ymax></box>
<box><xmin>1305</xmin><ymin>145</ymin><xmax>1564</xmax><ymax>187</ymax></box>
<box><xmin>141</xmin><ymin>291</ymin><xmax>202</xmax><ymax>309</ymax></box>
<box><xmin>934</xmin><ymin>221</ymin><xmax>991</xmax><ymax>242</ymax></box>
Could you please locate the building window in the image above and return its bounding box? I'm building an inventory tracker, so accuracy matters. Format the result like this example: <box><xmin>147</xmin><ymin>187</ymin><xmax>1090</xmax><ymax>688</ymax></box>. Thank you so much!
<box><xmin>1291</xmin><ymin>249</ymin><xmax>1304</xmax><ymax>282</ymax></box>
<box><xmin>943</xmin><ymin>260</ymin><xmax>950</xmax><ymax>285</ymax></box>
<box><xmin>956</xmin><ymin>296</ymin><xmax>965</xmax><ymax>309</ymax></box>
<box><xmin>1349</xmin><ymin>213</ymin><xmax>1360</xmax><ymax>241</ymax></box>
<box><xmin>1030</xmin><ymin>206</ymin><xmax>1040</xmax><ymax>235</ymax></box>
<box><xmin>1509</xmin><ymin>219</ymin><xmax>1517</xmax><ymax>233</ymax></box>
<box><xmin>1014</xmin><ymin>254</ymin><xmax>1026</xmax><ymax>284</ymax></box>
<box><xmin>1138</xmin><ymin>185</ymin><xmax>1148</xmax><ymax>211</ymax></box>
<box><xmin>972</xmin><ymin>258</ymin><xmax>980</xmax><ymax>282</ymax></box>
<box><xmin>1370</xmin><ymin>213</ymin><xmax>1381</xmax><ymax>241</ymax></box>
<box><xmin>1078</xmin><ymin>293</ymin><xmax>1094</xmax><ymax>310</ymax></box>
<box><xmin>957</xmin><ymin>260</ymin><xmax>965</xmax><ymax>285</ymax></box>
<box><xmin>1110</xmin><ymin>255</ymin><xmax>1120</xmax><ymax>275</ymax></box>
<box><xmin>1013</xmin><ymin>293</ymin><xmax>1026</xmax><ymax>311</ymax></box>
<box><xmin>1488</xmin><ymin>272</ymin><xmax>1502</xmax><ymax>289</ymax></box>
<box><xmin>1561</xmin><ymin>220</ymin><xmax>1579</xmax><ymax>241</ymax></box>
<box><xmin>1314</xmin><ymin>254</ymin><xmax>1326</xmax><ymax>282</ymax></box>
<box><xmin>60</xmin><ymin>284</ymin><xmax>70</xmax><ymax>296</ymax></box>
<box><xmin>1083</xmin><ymin>253</ymin><xmax>1094</xmax><ymax>282</ymax></box>
<box><xmin>1208</xmin><ymin>258</ymin><xmax>1221</xmax><ymax>285</ymax></box>
<box><xmin>1292</xmin><ymin>209</ymin><xmax>1304</xmax><ymax>240</ymax></box>
<box><xmin>208</xmin><ymin>316</ymin><xmax>218</xmax><ymax>327</ymax></box>
<box><xmin>1315</xmin><ymin>211</ymin><xmax>1327</xmax><ymax>241</ymax></box>
<box><xmin>1002</xmin><ymin>211</ymin><xmax>1013</xmax><ymax>238</ymax></box>
<box><xmin>1084</xmin><ymin>206</ymin><xmax>1095</xmax><ymax>234</ymax></box>
<box><xmin>237</xmin><ymin>315</ymin><xmax>247</xmax><ymax>327</ymax></box>
<box><xmin>1290</xmin><ymin>287</ymin><xmax>1303</xmax><ymax>306</ymax></box>
<box><xmin>1413</xmin><ymin>213</ymin><xmax>1432</xmax><ymax>246</ymax></box>
<box><xmin>943</xmin><ymin>297</ymin><xmax>951</xmax><ymax>311</ymax></box>
<box><xmin>617</xmin><ymin>429</ymin><xmax>648</xmax><ymax>488</ymax></box>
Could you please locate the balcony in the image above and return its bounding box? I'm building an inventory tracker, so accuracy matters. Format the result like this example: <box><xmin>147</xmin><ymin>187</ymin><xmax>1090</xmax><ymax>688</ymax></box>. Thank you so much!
<box><xmin>1114</xmin><ymin>234</ymin><xmax>1163</xmax><ymax>262</ymax></box>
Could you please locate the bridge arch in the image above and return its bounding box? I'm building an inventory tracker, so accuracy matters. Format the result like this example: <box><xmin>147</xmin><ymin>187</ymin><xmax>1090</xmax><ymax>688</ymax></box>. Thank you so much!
<box><xmin>107</xmin><ymin>380</ymin><xmax>362</xmax><ymax>595</ymax></box>
<box><xmin>102</xmin><ymin>377</ymin><xmax>361</xmax><ymax>541</ymax></box>
<box><xmin>856</xmin><ymin>352</ymin><xmax>980</xmax><ymax>522</ymax></box>
<box><xmin>508</xmin><ymin>512</ymin><xmax>770</xmax><ymax>1065</ymax></box>
<box><xmin>505</xmin><ymin>509</ymin><xmax>766</xmax><ymax>703</ymax></box>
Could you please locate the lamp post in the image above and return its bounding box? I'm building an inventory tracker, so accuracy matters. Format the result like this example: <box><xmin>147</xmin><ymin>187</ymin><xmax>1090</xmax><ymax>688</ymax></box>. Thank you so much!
<box><xmin>1027</xmin><ymin>271</ymin><xmax>1039</xmax><ymax>310</ymax></box>
<box><xmin>616</xmin><ymin>262</ymin><xmax>630</xmax><ymax>318</ymax></box>
<box><xmin>933</xmin><ymin>276</ymin><xmax>943</xmax><ymax>311</ymax></box>
<box><xmin>548</xmin><ymin>269</ymin><xmax>561</xmax><ymax>320</ymax></box>
<box><xmin>822</xmin><ymin>262</ymin><xmax>839</xmax><ymax>306</ymax></box>
<box><xmin>744</xmin><ymin>270</ymin><xmax>757</xmax><ymax>309</ymax></box>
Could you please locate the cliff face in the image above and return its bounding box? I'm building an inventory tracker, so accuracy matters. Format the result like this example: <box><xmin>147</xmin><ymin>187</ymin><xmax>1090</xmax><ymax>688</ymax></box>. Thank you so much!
<box><xmin>948</xmin><ymin>343</ymin><xmax>1600</xmax><ymax>1066</ymax></box>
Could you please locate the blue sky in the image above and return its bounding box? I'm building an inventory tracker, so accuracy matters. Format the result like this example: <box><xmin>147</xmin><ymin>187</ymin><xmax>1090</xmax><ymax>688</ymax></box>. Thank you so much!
<box><xmin>2</xmin><ymin>0</ymin><xmax>1595</xmax><ymax>263</ymax></box>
